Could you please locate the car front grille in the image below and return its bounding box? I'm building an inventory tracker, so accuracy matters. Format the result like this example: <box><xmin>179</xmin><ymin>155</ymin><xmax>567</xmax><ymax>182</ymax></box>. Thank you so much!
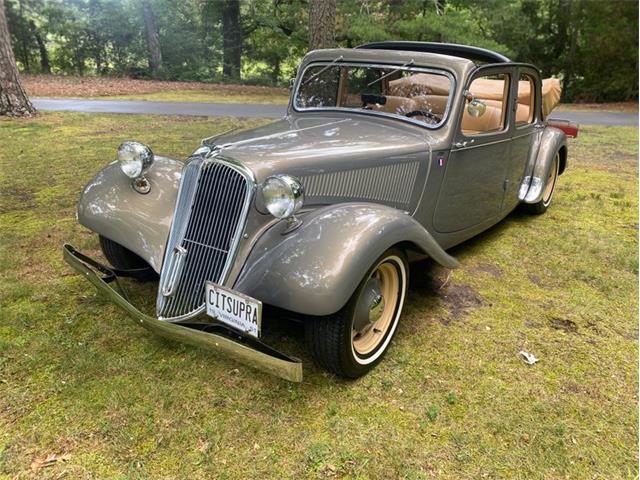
<box><xmin>156</xmin><ymin>157</ymin><xmax>253</xmax><ymax>319</ymax></box>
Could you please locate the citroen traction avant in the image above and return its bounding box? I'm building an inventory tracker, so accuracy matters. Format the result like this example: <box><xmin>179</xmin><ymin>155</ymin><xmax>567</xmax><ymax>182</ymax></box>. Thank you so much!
<box><xmin>63</xmin><ymin>42</ymin><xmax>577</xmax><ymax>381</ymax></box>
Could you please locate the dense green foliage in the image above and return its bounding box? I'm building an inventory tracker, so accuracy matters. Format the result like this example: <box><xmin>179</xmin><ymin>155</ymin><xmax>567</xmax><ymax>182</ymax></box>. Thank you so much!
<box><xmin>5</xmin><ymin>0</ymin><xmax>638</xmax><ymax>101</ymax></box>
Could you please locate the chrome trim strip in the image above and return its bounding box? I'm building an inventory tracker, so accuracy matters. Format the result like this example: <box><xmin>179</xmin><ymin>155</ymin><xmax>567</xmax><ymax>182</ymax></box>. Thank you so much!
<box><xmin>161</xmin><ymin>245</ymin><xmax>187</xmax><ymax>296</ymax></box>
<box><xmin>292</xmin><ymin>61</ymin><xmax>456</xmax><ymax>130</ymax></box>
<box><xmin>213</xmin><ymin>154</ymin><xmax>257</xmax><ymax>287</ymax></box>
<box><xmin>511</xmin><ymin>131</ymin><xmax>535</xmax><ymax>141</ymax></box>
<box><xmin>452</xmin><ymin>136</ymin><xmax>511</xmax><ymax>151</ymax></box>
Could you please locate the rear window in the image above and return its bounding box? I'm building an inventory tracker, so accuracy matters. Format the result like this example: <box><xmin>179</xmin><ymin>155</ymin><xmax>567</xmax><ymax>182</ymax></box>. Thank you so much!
<box><xmin>294</xmin><ymin>62</ymin><xmax>454</xmax><ymax>128</ymax></box>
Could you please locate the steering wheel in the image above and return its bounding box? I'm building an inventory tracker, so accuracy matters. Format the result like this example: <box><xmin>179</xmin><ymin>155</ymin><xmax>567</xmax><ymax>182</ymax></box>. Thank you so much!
<box><xmin>405</xmin><ymin>110</ymin><xmax>441</xmax><ymax>123</ymax></box>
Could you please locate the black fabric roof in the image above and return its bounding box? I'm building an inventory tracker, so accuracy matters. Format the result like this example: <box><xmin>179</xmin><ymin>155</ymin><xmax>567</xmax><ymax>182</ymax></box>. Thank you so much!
<box><xmin>357</xmin><ymin>41</ymin><xmax>511</xmax><ymax>64</ymax></box>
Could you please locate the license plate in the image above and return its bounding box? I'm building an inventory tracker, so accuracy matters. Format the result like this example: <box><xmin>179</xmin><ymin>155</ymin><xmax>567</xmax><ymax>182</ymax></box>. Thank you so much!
<box><xmin>205</xmin><ymin>281</ymin><xmax>262</xmax><ymax>338</ymax></box>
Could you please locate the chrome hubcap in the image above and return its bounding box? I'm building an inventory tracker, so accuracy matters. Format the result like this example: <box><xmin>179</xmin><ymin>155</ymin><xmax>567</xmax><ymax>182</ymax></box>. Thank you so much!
<box><xmin>352</xmin><ymin>260</ymin><xmax>400</xmax><ymax>356</ymax></box>
<box><xmin>369</xmin><ymin>294</ymin><xmax>385</xmax><ymax>325</ymax></box>
<box><xmin>353</xmin><ymin>277</ymin><xmax>384</xmax><ymax>335</ymax></box>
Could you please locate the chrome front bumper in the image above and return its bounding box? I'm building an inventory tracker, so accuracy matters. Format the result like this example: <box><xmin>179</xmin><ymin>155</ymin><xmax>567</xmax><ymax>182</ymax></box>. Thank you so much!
<box><xmin>62</xmin><ymin>244</ymin><xmax>303</xmax><ymax>382</ymax></box>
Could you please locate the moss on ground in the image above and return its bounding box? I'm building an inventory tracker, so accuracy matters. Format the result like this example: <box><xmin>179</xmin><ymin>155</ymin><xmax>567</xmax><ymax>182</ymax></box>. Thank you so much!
<box><xmin>0</xmin><ymin>113</ymin><xmax>637</xmax><ymax>479</ymax></box>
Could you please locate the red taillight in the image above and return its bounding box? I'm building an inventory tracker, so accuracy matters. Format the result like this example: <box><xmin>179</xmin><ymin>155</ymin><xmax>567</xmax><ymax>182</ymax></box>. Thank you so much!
<box><xmin>547</xmin><ymin>119</ymin><xmax>579</xmax><ymax>138</ymax></box>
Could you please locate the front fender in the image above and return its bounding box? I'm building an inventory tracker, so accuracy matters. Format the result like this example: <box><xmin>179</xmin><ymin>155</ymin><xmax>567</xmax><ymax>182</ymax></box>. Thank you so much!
<box><xmin>522</xmin><ymin>127</ymin><xmax>567</xmax><ymax>204</ymax></box>
<box><xmin>78</xmin><ymin>156</ymin><xmax>183</xmax><ymax>272</ymax></box>
<box><xmin>233</xmin><ymin>203</ymin><xmax>458</xmax><ymax>316</ymax></box>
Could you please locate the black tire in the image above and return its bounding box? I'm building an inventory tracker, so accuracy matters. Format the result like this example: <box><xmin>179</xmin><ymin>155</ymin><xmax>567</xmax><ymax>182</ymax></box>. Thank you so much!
<box><xmin>522</xmin><ymin>152</ymin><xmax>560</xmax><ymax>215</ymax></box>
<box><xmin>99</xmin><ymin>235</ymin><xmax>157</xmax><ymax>281</ymax></box>
<box><xmin>305</xmin><ymin>248</ymin><xmax>409</xmax><ymax>378</ymax></box>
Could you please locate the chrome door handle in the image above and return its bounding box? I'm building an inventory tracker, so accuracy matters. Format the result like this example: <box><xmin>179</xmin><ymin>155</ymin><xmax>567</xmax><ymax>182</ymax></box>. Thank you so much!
<box><xmin>454</xmin><ymin>139</ymin><xmax>474</xmax><ymax>148</ymax></box>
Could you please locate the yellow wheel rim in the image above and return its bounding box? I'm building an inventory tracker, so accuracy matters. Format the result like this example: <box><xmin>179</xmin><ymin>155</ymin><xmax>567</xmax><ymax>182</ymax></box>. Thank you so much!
<box><xmin>352</xmin><ymin>261</ymin><xmax>400</xmax><ymax>356</ymax></box>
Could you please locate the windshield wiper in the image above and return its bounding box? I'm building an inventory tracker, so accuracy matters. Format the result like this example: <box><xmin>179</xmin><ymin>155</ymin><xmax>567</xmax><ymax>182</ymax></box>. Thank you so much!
<box><xmin>301</xmin><ymin>55</ymin><xmax>344</xmax><ymax>86</ymax></box>
<box><xmin>367</xmin><ymin>59</ymin><xmax>415</xmax><ymax>87</ymax></box>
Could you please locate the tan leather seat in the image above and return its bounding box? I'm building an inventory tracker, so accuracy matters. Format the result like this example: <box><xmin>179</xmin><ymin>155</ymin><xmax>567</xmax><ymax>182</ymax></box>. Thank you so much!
<box><xmin>515</xmin><ymin>102</ymin><xmax>532</xmax><ymax>124</ymax></box>
<box><xmin>369</xmin><ymin>96</ymin><xmax>417</xmax><ymax>115</ymax></box>
<box><xmin>462</xmin><ymin>104</ymin><xmax>504</xmax><ymax>135</ymax></box>
<box><xmin>388</xmin><ymin>73</ymin><xmax>451</xmax><ymax>97</ymax></box>
<box><xmin>469</xmin><ymin>98</ymin><xmax>530</xmax><ymax>125</ymax></box>
<box><xmin>411</xmin><ymin>95</ymin><xmax>448</xmax><ymax>115</ymax></box>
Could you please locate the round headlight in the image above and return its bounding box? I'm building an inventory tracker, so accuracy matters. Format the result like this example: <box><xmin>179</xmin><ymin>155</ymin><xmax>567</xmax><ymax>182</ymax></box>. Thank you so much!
<box><xmin>117</xmin><ymin>141</ymin><xmax>154</xmax><ymax>178</ymax></box>
<box><xmin>262</xmin><ymin>175</ymin><xmax>304</xmax><ymax>219</ymax></box>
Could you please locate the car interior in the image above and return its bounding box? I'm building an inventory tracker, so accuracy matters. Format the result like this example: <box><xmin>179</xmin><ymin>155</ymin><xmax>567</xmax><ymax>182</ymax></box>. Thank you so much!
<box><xmin>297</xmin><ymin>64</ymin><xmax>561</xmax><ymax>132</ymax></box>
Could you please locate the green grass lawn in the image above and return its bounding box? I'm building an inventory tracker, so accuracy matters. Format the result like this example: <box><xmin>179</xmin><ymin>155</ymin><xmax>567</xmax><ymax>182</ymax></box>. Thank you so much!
<box><xmin>0</xmin><ymin>113</ymin><xmax>637</xmax><ymax>479</ymax></box>
<box><xmin>97</xmin><ymin>90</ymin><xmax>290</xmax><ymax>105</ymax></box>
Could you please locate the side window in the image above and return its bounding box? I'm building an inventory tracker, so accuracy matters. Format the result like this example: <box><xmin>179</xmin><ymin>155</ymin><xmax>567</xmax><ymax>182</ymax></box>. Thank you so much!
<box><xmin>461</xmin><ymin>73</ymin><xmax>509</xmax><ymax>136</ymax></box>
<box><xmin>515</xmin><ymin>73</ymin><xmax>535</xmax><ymax>126</ymax></box>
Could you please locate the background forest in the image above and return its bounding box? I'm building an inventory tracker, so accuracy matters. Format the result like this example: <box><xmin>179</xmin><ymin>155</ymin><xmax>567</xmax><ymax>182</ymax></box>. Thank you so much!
<box><xmin>5</xmin><ymin>0</ymin><xmax>639</xmax><ymax>103</ymax></box>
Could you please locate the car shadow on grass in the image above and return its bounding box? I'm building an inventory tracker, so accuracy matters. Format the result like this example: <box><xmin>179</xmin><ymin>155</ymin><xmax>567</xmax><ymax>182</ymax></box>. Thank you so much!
<box><xmin>104</xmin><ymin>207</ymin><xmax>536</xmax><ymax>383</ymax></box>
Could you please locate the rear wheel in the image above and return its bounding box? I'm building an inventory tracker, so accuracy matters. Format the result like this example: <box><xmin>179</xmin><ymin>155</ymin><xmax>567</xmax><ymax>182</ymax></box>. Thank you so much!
<box><xmin>522</xmin><ymin>152</ymin><xmax>560</xmax><ymax>215</ymax></box>
<box><xmin>305</xmin><ymin>248</ymin><xmax>408</xmax><ymax>378</ymax></box>
<box><xmin>99</xmin><ymin>235</ymin><xmax>157</xmax><ymax>280</ymax></box>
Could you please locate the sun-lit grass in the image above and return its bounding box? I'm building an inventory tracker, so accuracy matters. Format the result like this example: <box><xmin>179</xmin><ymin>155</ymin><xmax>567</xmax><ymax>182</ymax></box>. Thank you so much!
<box><xmin>0</xmin><ymin>113</ymin><xmax>637</xmax><ymax>479</ymax></box>
<box><xmin>98</xmin><ymin>89</ymin><xmax>290</xmax><ymax>105</ymax></box>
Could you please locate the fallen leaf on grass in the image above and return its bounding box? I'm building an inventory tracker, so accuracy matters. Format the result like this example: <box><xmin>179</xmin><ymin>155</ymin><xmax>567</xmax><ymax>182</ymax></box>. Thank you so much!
<box><xmin>519</xmin><ymin>351</ymin><xmax>539</xmax><ymax>365</ymax></box>
<box><xmin>30</xmin><ymin>453</ymin><xmax>70</xmax><ymax>474</ymax></box>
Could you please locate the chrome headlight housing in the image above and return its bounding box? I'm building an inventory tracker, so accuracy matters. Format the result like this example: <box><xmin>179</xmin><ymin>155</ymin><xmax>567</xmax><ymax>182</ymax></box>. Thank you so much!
<box><xmin>117</xmin><ymin>141</ymin><xmax>154</xmax><ymax>178</ymax></box>
<box><xmin>262</xmin><ymin>174</ymin><xmax>304</xmax><ymax>219</ymax></box>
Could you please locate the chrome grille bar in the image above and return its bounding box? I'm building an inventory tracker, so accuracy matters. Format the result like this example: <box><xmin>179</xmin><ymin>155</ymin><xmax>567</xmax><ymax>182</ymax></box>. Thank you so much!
<box><xmin>156</xmin><ymin>157</ymin><xmax>254</xmax><ymax>320</ymax></box>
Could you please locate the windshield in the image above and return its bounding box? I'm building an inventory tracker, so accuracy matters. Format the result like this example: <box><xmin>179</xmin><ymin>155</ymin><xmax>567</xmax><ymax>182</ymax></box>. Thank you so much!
<box><xmin>294</xmin><ymin>62</ymin><xmax>454</xmax><ymax>128</ymax></box>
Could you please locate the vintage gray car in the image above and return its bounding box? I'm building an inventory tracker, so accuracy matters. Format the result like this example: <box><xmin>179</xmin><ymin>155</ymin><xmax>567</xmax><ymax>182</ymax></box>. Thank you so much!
<box><xmin>63</xmin><ymin>42</ymin><xmax>578</xmax><ymax>382</ymax></box>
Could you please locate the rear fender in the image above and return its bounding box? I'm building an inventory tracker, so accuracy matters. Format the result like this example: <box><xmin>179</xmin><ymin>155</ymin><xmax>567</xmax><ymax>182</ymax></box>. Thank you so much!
<box><xmin>233</xmin><ymin>203</ymin><xmax>458</xmax><ymax>316</ymax></box>
<box><xmin>78</xmin><ymin>156</ymin><xmax>183</xmax><ymax>272</ymax></box>
<box><xmin>521</xmin><ymin>126</ymin><xmax>567</xmax><ymax>204</ymax></box>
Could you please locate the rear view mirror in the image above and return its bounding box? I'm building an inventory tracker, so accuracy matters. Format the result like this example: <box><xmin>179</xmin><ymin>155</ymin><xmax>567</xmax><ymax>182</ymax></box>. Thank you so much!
<box><xmin>467</xmin><ymin>98</ymin><xmax>486</xmax><ymax>118</ymax></box>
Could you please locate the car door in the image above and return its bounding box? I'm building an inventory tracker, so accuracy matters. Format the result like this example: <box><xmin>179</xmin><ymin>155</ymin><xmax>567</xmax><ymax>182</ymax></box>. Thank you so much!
<box><xmin>503</xmin><ymin>67</ymin><xmax>543</xmax><ymax>212</ymax></box>
<box><xmin>433</xmin><ymin>67</ymin><xmax>512</xmax><ymax>233</ymax></box>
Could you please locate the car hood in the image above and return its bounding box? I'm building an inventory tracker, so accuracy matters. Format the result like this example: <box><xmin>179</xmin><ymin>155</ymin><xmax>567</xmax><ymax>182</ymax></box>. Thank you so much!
<box><xmin>204</xmin><ymin>114</ymin><xmax>436</xmax><ymax>182</ymax></box>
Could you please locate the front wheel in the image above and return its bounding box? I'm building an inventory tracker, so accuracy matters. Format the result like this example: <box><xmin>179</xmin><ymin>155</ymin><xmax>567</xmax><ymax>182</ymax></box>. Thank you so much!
<box><xmin>305</xmin><ymin>248</ymin><xmax>409</xmax><ymax>378</ymax></box>
<box><xmin>99</xmin><ymin>235</ymin><xmax>158</xmax><ymax>281</ymax></box>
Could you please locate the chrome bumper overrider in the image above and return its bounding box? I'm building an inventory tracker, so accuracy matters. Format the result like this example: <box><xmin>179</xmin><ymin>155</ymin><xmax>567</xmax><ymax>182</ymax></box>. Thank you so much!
<box><xmin>62</xmin><ymin>244</ymin><xmax>303</xmax><ymax>382</ymax></box>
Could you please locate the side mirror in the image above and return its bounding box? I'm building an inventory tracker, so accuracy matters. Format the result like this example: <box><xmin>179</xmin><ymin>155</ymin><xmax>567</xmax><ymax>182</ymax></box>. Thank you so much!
<box><xmin>288</xmin><ymin>78</ymin><xmax>295</xmax><ymax>92</ymax></box>
<box><xmin>467</xmin><ymin>96</ymin><xmax>486</xmax><ymax>118</ymax></box>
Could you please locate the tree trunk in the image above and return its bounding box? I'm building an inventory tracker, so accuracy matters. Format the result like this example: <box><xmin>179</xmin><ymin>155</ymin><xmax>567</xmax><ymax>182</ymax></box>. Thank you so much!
<box><xmin>0</xmin><ymin>0</ymin><xmax>35</xmax><ymax>117</ymax></box>
<box><xmin>222</xmin><ymin>0</ymin><xmax>241</xmax><ymax>80</ymax></box>
<box><xmin>309</xmin><ymin>0</ymin><xmax>335</xmax><ymax>51</ymax></box>
<box><xmin>143</xmin><ymin>0</ymin><xmax>163</xmax><ymax>77</ymax></box>
<box><xmin>17</xmin><ymin>0</ymin><xmax>30</xmax><ymax>70</ymax></box>
<box><xmin>31</xmin><ymin>22</ymin><xmax>50</xmax><ymax>74</ymax></box>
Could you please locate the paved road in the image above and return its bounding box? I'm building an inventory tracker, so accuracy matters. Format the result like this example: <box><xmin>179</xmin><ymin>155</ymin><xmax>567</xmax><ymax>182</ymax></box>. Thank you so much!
<box><xmin>33</xmin><ymin>98</ymin><xmax>286</xmax><ymax>119</ymax></box>
<box><xmin>548</xmin><ymin>110</ymin><xmax>638</xmax><ymax>127</ymax></box>
<box><xmin>32</xmin><ymin>98</ymin><xmax>638</xmax><ymax>126</ymax></box>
